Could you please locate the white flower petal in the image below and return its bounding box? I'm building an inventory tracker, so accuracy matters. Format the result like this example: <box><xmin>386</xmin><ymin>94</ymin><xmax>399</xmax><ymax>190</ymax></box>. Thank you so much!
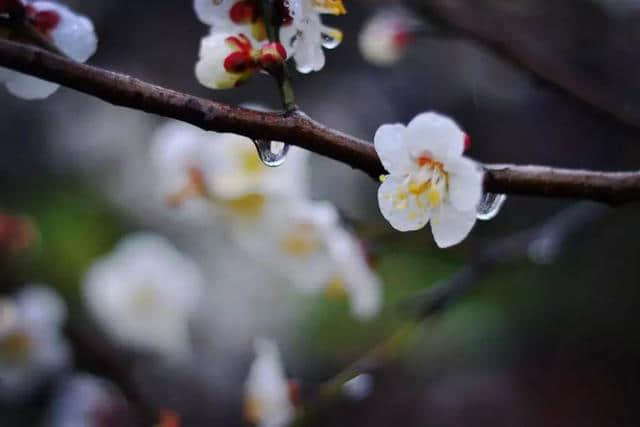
<box><xmin>195</xmin><ymin>32</ymin><xmax>242</xmax><ymax>90</ymax></box>
<box><xmin>5</xmin><ymin>74</ymin><xmax>60</xmax><ymax>100</ymax></box>
<box><xmin>193</xmin><ymin>0</ymin><xmax>235</xmax><ymax>26</ymax></box>
<box><xmin>245</xmin><ymin>338</ymin><xmax>294</xmax><ymax>427</ymax></box>
<box><xmin>374</xmin><ymin>123</ymin><xmax>412</xmax><ymax>175</ymax></box>
<box><xmin>430</xmin><ymin>205</ymin><xmax>476</xmax><ymax>248</ymax></box>
<box><xmin>405</xmin><ymin>112</ymin><xmax>465</xmax><ymax>161</ymax></box>
<box><xmin>378</xmin><ymin>175</ymin><xmax>430</xmax><ymax>232</ymax></box>
<box><xmin>446</xmin><ymin>157</ymin><xmax>484</xmax><ymax>212</ymax></box>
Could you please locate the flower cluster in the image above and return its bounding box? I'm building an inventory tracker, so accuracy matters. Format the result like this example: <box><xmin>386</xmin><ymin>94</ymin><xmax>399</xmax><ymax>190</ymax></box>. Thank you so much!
<box><xmin>193</xmin><ymin>0</ymin><xmax>345</xmax><ymax>88</ymax></box>
<box><xmin>150</xmin><ymin>118</ymin><xmax>382</xmax><ymax>320</ymax></box>
<box><xmin>375</xmin><ymin>112</ymin><xmax>484</xmax><ymax>248</ymax></box>
<box><xmin>0</xmin><ymin>0</ymin><xmax>97</xmax><ymax>99</ymax></box>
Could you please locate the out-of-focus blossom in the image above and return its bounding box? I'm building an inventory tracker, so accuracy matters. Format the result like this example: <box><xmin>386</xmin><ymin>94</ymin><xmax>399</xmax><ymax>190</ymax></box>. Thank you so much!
<box><xmin>358</xmin><ymin>8</ymin><xmax>421</xmax><ymax>66</ymax></box>
<box><xmin>280</xmin><ymin>0</ymin><xmax>345</xmax><ymax>73</ymax></box>
<box><xmin>83</xmin><ymin>233</ymin><xmax>204</xmax><ymax>360</ymax></box>
<box><xmin>244</xmin><ymin>338</ymin><xmax>295</xmax><ymax>427</ymax></box>
<box><xmin>150</xmin><ymin>120</ymin><xmax>309</xmax><ymax>221</ymax></box>
<box><xmin>233</xmin><ymin>200</ymin><xmax>382</xmax><ymax>319</ymax></box>
<box><xmin>0</xmin><ymin>213</ymin><xmax>38</xmax><ymax>254</ymax></box>
<box><xmin>376</xmin><ymin>112</ymin><xmax>483</xmax><ymax>248</ymax></box>
<box><xmin>0</xmin><ymin>286</ymin><xmax>70</xmax><ymax>401</ymax></box>
<box><xmin>0</xmin><ymin>1</ymin><xmax>97</xmax><ymax>99</ymax></box>
<box><xmin>343</xmin><ymin>373</ymin><xmax>374</xmax><ymax>401</ymax></box>
<box><xmin>46</xmin><ymin>374</ymin><xmax>130</xmax><ymax>427</ymax></box>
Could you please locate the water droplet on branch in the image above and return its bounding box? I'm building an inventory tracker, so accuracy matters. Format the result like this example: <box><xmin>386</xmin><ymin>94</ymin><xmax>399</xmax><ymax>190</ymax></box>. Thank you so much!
<box><xmin>253</xmin><ymin>140</ymin><xmax>290</xmax><ymax>167</ymax></box>
<box><xmin>476</xmin><ymin>193</ymin><xmax>507</xmax><ymax>220</ymax></box>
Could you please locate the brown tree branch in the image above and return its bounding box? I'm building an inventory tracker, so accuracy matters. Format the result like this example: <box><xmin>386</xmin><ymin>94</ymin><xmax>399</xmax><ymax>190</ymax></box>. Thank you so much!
<box><xmin>0</xmin><ymin>38</ymin><xmax>639</xmax><ymax>204</ymax></box>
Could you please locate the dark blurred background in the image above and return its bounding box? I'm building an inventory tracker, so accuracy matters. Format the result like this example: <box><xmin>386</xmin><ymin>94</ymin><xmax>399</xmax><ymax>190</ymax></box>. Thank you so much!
<box><xmin>1</xmin><ymin>0</ymin><xmax>640</xmax><ymax>426</ymax></box>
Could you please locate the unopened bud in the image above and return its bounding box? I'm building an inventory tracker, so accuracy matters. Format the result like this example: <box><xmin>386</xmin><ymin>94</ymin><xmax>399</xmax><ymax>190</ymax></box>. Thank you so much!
<box><xmin>258</xmin><ymin>42</ymin><xmax>287</xmax><ymax>72</ymax></box>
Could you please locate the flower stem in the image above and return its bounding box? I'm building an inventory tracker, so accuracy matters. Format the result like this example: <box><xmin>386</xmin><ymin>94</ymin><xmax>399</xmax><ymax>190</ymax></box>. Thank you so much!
<box><xmin>261</xmin><ymin>0</ymin><xmax>298</xmax><ymax>112</ymax></box>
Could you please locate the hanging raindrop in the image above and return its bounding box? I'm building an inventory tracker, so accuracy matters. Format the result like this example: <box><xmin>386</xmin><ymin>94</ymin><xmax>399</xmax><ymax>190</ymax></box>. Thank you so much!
<box><xmin>476</xmin><ymin>193</ymin><xmax>507</xmax><ymax>220</ymax></box>
<box><xmin>253</xmin><ymin>139</ymin><xmax>290</xmax><ymax>167</ymax></box>
<box><xmin>321</xmin><ymin>32</ymin><xmax>341</xmax><ymax>49</ymax></box>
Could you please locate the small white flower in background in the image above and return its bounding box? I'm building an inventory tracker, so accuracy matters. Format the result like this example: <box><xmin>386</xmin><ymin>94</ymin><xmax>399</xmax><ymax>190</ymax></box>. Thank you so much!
<box><xmin>0</xmin><ymin>285</ymin><xmax>70</xmax><ymax>401</ymax></box>
<box><xmin>83</xmin><ymin>233</ymin><xmax>204</xmax><ymax>361</ymax></box>
<box><xmin>358</xmin><ymin>8</ymin><xmax>421</xmax><ymax>66</ymax></box>
<box><xmin>244</xmin><ymin>338</ymin><xmax>295</xmax><ymax>427</ymax></box>
<box><xmin>46</xmin><ymin>374</ymin><xmax>129</xmax><ymax>427</ymax></box>
<box><xmin>233</xmin><ymin>200</ymin><xmax>382</xmax><ymax>319</ymax></box>
<box><xmin>150</xmin><ymin>120</ymin><xmax>309</xmax><ymax>220</ymax></box>
<box><xmin>376</xmin><ymin>112</ymin><xmax>484</xmax><ymax>248</ymax></box>
<box><xmin>0</xmin><ymin>1</ymin><xmax>97</xmax><ymax>99</ymax></box>
<box><xmin>280</xmin><ymin>0</ymin><xmax>345</xmax><ymax>73</ymax></box>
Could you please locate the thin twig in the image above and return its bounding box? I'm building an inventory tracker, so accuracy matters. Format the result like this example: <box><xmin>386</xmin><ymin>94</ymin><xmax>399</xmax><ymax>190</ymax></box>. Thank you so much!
<box><xmin>0</xmin><ymin>38</ymin><xmax>639</xmax><ymax>203</ymax></box>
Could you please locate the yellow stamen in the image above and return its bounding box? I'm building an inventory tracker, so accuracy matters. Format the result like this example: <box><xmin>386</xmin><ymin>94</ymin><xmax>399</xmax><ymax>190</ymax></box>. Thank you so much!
<box><xmin>239</xmin><ymin>148</ymin><xmax>263</xmax><ymax>174</ymax></box>
<box><xmin>244</xmin><ymin>396</ymin><xmax>263</xmax><ymax>424</ymax></box>
<box><xmin>392</xmin><ymin>191</ymin><xmax>408</xmax><ymax>209</ymax></box>
<box><xmin>226</xmin><ymin>193</ymin><xmax>266</xmax><ymax>217</ymax></box>
<box><xmin>427</xmin><ymin>188</ymin><xmax>441</xmax><ymax>207</ymax></box>
<box><xmin>312</xmin><ymin>0</ymin><xmax>346</xmax><ymax>15</ymax></box>
<box><xmin>379</xmin><ymin>174</ymin><xmax>387</xmax><ymax>183</ymax></box>
<box><xmin>408</xmin><ymin>180</ymin><xmax>429</xmax><ymax>196</ymax></box>
<box><xmin>280</xmin><ymin>224</ymin><xmax>318</xmax><ymax>257</ymax></box>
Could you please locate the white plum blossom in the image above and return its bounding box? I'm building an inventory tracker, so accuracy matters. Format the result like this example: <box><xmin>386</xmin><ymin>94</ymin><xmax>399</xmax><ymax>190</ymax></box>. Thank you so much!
<box><xmin>0</xmin><ymin>285</ymin><xmax>70</xmax><ymax>401</ymax></box>
<box><xmin>244</xmin><ymin>338</ymin><xmax>295</xmax><ymax>427</ymax></box>
<box><xmin>150</xmin><ymin>120</ymin><xmax>309</xmax><ymax>220</ymax></box>
<box><xmin>196</xmin><ymin>32</ymin><xmax>256</xmax><ymax>90</ymax></box>
<box><xmin>46</xmin><ymin>374</ymin><xmax>129</xmax><ymax>427</ymax></box>
<box><xmin>358</xmin><ymin>8</ymin><xmax>420</xmax><ymax>66</ymax></box>
<box><xmin>1</xmin><ymin>1</ymin><xmax>97</xmax><ymax>99</ymax></box>
<box><xmin>83</xmin><ymin>233</ymin><xmax>204</xmax><ymax>361</ymax></box>
<box><xmin>233</xmin><ymin>200</ymin><xmax>382</xmax><ymax>319</ymax></box>
<box><xmin>376</xmin><ymin>112</ymin><xmax>484</xmax><ymax>248</ymax></box>
<box><xmin>280</xmin><ymin>0</ymin><xmax>345</xmax><ymax>73</ymax></box>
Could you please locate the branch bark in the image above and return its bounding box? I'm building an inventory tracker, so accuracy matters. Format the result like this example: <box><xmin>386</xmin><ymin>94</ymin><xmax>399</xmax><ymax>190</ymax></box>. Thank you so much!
<box><xmin>0</xmin><ymin>38</ymin><xmax>639</xmax><ymax>204</ymax></box>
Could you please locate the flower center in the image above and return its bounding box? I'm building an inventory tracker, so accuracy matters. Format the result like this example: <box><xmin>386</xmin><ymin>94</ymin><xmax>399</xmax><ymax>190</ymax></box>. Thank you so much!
<box><xmin>325</xmin><ymin>276</ymin><xmax>347</xmax><ymax>300</ymax></box>
<box><xmin>280</xmin><ymin>223</ymin><xmax>320</xmax><ymax>257</ymax></box>
<box><xmin>0</xmin><ymin>331</ymin><xmax>31</xmax><ymax>363</ymax></box>
<box><xmin>226</xmin><ymin>193</ymin><xmax>266</xmax><ymax>217</ymax></box>
<box><xmin>392</xmin><ymin>155</ymin><xmax>449</xmax><ymax>210</ymax></box>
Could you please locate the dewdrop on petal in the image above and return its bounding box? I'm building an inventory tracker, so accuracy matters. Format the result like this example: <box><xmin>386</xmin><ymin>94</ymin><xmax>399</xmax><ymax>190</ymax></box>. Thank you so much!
<box><xmin>1</xmin><ymin>1</ymin><xmax>97</xmax><ymax>99</ymax></box>
<box><xmin>375</xmin><ymin>112</ymin><xmax>484</xmax><ymax>248</ymax></box>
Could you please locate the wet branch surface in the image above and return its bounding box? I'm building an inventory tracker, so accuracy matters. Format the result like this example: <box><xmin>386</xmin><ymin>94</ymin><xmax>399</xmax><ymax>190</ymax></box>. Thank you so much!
<box><xmin>0</xmin><ymin>38</ymin><xmax>639</xmax><ymax>204</ymax></box>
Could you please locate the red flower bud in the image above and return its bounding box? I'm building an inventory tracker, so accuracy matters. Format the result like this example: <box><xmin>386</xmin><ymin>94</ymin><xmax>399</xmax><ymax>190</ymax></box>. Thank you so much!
<box><xmin>258</xmin><ymin>42</ymin><xmax>287</xmax><ymax>72</ymax></box>
<box><xmin>25</xmin><ymin>5</ymin><xmax>61</xmax><ymax>36</ymax></box>
<box><xmin>464</xmin><ymin>134</ymin><xmax>472</xmax><ymax>152</ymax></box>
